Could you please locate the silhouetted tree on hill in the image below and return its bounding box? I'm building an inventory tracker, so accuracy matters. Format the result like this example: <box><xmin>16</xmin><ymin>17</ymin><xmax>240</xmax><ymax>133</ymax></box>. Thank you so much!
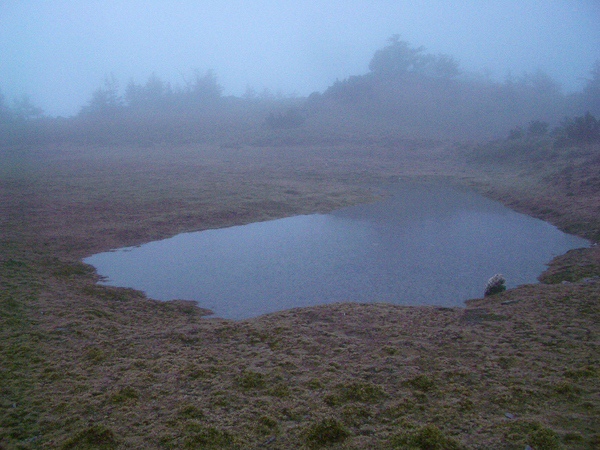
<box><xmin>124</xmin><ymin>73</ymin><xmax>173</xmax><ymax>112</ymax></box>
<box><xmin>242</xmin><ymin>85</ymin><xmax>258</xmax><ymax>100</ymax></box>
<box><xmin>420</xmin><ymin>53</ymin><xmax>461</xmax><ymax>78</ymax></box>
<box><xmin>0</xmin><ymin>90</ymin><xmax>43</xmax><ymax>122</ymax></box>
<box><xmin>187</xmin><ymin>69</ymin><xmax>222</xmax><ymax>103</ymax></box>
<box><xmin>12</xmin><ymin>95</ymin><xmax>44</xmax><ymax>121</ymax></box>
<box><xmin>265</xmin><ymin>107</ymin><xmax>305</xmax><ymax>129</ymax></box>
<box><xmin>580</xmin><ymin>60</ymin><xmax>600</xmax><ymax>115</ymax></box>
<box><xmin>312</xmin><ymin>36</ymin><xmax>574</xmax><ymax>140</ymax></box>
<box><xmin>527</xmin><ymin>120</ymin><xmax>549</xmax><ymax>136</ymax></box>
<box><xmin>369</xmin><ymin>35</ymin><xmax>425</xmax><ymax>75</ymax></box>
<box><xmin>368</xmin><ymin>35</ymin><xmax>459</xmax><ymax>79</ymax></box>
<box><xmin>556</xmin><ymin>112</ymin><xmax>600</xmax><ymax>145</ymax></box>
<box><xmin>0</xmin><ymin>90</ymin><xmax>13</xmax><ymax>123</ymax></box>
<box><xmin>79</xmin><ymin>74</ymin><xmax>122</xmax><ymax>117</ymax></box>
<box><xmin>122</xmin><ymin>70</ymin><xmax>222</xmax><ymax>113</ymax></box>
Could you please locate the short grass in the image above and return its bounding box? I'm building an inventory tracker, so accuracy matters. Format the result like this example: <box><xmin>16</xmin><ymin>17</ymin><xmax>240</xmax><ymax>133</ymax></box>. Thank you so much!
<box><xmin>0</xmin><ymin>140</ymin><xmax>598</xmax><ymax>448</ymax></box>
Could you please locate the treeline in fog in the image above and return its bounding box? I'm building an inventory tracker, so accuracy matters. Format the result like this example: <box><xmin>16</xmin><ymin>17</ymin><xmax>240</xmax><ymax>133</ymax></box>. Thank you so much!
<box><xmin>2</xmin><ymin>36</ymin><xmax>599</xmax><ymax>147</ymax></box>
<box><xmin>0</xmin><ymin>69</ymin><xmax>304</xmax><ymax>147</ymax></box>
<box><xmin>306</xmin><ymin>36</ymin><xmax>600</xmax><ymax>141</ymax></box>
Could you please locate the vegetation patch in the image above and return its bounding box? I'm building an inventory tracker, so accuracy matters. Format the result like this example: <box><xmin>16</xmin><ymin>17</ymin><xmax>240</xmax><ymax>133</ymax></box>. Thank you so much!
<box><xmin>61</xmin><ymin>425</ymin><xmax>119</xmax><ymax>450</ymax></box>
<box><xmin>255</xmin><ymin>415</ymin><xmax>279</xmax><ymax>436</ymax></box>
<box><xmin>109</xmin><ymin>386</ymin><xmax>139</xmax><ymax>404</ymax></box>
<box><xmin>235</xmin><ymin>369</ymin><xmax>267</xmax><ymax>390</ymax></box>
<box><xmin>403</xmin><ymin>374</ymin><xmax>436</xmax><ymax>392</ymax></box>
<box><xmin>85</xmin><ymin>345</ymin><xmax>107</xmax><ymax>363</ymax></box>
<box><xmin>324</xmin><ymin>381</ymin><xmax>387</xmax><ymax>406</ymax></box>
<box><xmin>498</xmin><ymin>421</ymin><xmax>564</xmax><ymax>450</ymax></box>
<box><xmin>183</xmin><ymin>426</ymin><xmax>236</xmax><ymax>449</ymax></box>
<box><xmin>341</xmin><ymin>405</ymin><xmax>372</xmax><ymax>426</ymax></box>
<box><xmin>51</xmin><ymin>260</ymin><xmax>96</xmax><ymax>278</ymax></box>
<box><xmin>302</xmin><ymin>417</ymin><xmax>350</xmax><ymax>448</ymax></box>
<box><xmin>539</xmin><ymin>248</ymin><xmax>600</xmax><ymax>284</ymax></box>
<box><xmin>564</xmin><ymin>365</ymin><xmax>598</xmax><ymax>380</ymax></box>
<box><xmin>267</xmin><ymin>382</ymin><xmax>291</xmax><ymax>398</ymax></box>
<box><xmin>388</xmin><ymin>424</ymin><xmax>463</xmax><ymax>450</ymax></box>
<box><xmin>178</xmin><ymin>404</ymin><xmax>205</xmax><ymax>420</ymax></box>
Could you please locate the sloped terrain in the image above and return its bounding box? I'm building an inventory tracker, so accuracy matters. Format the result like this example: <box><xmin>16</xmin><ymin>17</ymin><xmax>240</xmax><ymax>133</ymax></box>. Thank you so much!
<box><xmin>1</xmin><ymin>141</ymin><xmax>598</xmax><ymax>449</ymax></box>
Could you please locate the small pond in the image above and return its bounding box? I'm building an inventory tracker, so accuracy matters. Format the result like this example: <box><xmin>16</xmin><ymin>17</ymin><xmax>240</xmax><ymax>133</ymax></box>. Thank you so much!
<box><xmin>84</xmin><ymin>180</ymin><xmax>589</xmax><ymax>319</ymax></box>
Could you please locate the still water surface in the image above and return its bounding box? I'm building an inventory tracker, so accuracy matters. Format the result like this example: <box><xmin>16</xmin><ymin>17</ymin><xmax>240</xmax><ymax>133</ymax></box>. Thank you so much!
<box><xmin>84</xmin><ymin>181</ymin><xmax>589</xmax><ymax>319</ymax></box>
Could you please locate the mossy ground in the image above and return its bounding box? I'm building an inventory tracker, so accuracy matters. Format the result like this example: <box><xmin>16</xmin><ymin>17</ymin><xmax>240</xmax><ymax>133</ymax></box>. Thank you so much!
<box><xmin>1</xmin><ymin>141</ymin><xmax>598</xmax><ymax>448</ymax></box>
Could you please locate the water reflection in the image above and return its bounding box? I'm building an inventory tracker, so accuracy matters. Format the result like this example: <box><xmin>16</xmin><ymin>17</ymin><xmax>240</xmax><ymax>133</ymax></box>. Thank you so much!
<box><xmin>84</xmin><ymin>181</ymin><xmax>589</xmax><ymax>319</ymax></box>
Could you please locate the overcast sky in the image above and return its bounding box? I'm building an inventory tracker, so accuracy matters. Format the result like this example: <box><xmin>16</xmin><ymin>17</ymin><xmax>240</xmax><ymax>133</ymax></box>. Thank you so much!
<box><xmin>1</xmin><ymin>1</ymin><xmax>599</xmax><ymax>117</ymax></box>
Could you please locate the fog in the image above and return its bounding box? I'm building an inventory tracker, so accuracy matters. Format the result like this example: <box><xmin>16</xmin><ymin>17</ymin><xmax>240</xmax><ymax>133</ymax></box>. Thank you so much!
<box><xmin>1</xmin><ymin>1</ymin><xmax>599</xmax><ymax>117</ymax></box>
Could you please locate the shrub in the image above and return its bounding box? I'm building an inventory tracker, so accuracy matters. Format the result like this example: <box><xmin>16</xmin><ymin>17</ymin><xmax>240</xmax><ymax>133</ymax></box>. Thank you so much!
<box><xmin>555</xmin><ymin>112</ymin><xmax>600</xmax><ymax>145</ymax></box>
<box><xmin>256</xmin><ymin>415</ymin><xmax>279</xmax><ymax>435</ymax></box>
<box><xmin>183</xmin><ymin>426</ymin><xmax>235</xmax><ymax>449</ymax></box>
<box><xmin>528</xmin><ymin>427</ymin><xmax>562</xmax><ymax>449</ymax></box>
<box><xmin>389</xmin><ymin>424</ymin><xmax>463</xmax><ymax>449</ymax></box>
<box><xmin>508</xmin><ymin>126</ymin><xmax>524</xmax><ymax>140</ymax></box>
<box><xmin>236</xmin><ymin>370</ymin><xmax>266</xmax><ymax>390</ymax></box>
<box><xmin>178</xmin><ymin>404</ymin><xmax>204</xmax><ymax>419</ymax></box>
<box><xmin>502</xmin><ymin>420</ymin><xmax>564</xmax><ymax>449</ymax></box>
<box><xmin>265</xmin><ymin>108</ymin><xmax>305</xmax><ymax>129</ymax></box>
<box><xmin>303</xmin><ymin>418</ymin><xmax>350</xmax><ymax>448</ymax></box>
<box><xmin>527</xmin><ymin>120</ymin><xmax>549</xmax><ymax>136</ymax></box>
<box><xmin>267</xmin><ymin>383</ymin><xmax>291</xmax><ymax>398</ymax></box>
<box><xmin>403</xmin><ymin>374</ymin><xmax>436</xmax><ymax>392</ymax></box>
<box><xmin>341</xmin><ymin>405</ymin><xmax>372</xmax><ymax>426</ymax></box>
<box><xmin>110</xmin><ymin>386</ymin><xmax>139</xmax><ymax>404</ymax></box>
<box><xmin>61</xmin><ymin>425</ymin><xmax>118</xmax><ymax>449</ymax></box>
<box><xmin>324</xmin><ymin>381</ymin><xmax>387</xmax><ymax>406</ymax></box>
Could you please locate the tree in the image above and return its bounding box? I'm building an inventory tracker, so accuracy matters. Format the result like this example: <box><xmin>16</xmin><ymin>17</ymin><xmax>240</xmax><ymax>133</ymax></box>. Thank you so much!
<box><xmin>428</xmin><ymin>54</ymin><xmax>461</xmax><ymax>78</ymax></box>
<box><xmin>242</xmin><ymin>85</ymin><xmax>257</xmax><ymax>100</ymax></box>
<box><xmin>581</xmin><ymin>60</ymin><xmax>600</xmax><ymax>115</ymax></box>
<box><xmin>565</xmin><ymin>112</ymin><xmax>600</xmax><ymax>144</ymax></box>
<box><xmin>525</xmin><ymin>69</ymin><xmax>561</xmax><ymax>96</ymax></box>
<box><xmin>123</xmin><ymin>73</ymin><xmax>173</xmax><ymax>111</ymax></box>
<box><xmin>508</xmin><ymin>125</ymin><xmax>524</xmax><ymax>140</ymax></box>
<box><xmin>79</xmin><ymin>74</ymin><xmax>122</xmax><ymax>117</ymax></box>
<box><xmin>527</xmin><ymin>120</ymin><xmax>548</xmax><ymax>136</ymax></box>
<box><xmin>124</xmin><ymin>79</ymin><xmax>143</xmax><ymax>108</ymax></box>
<box><xmin>265</xmin><ymin>107</ymin><xmax>305</xmax><ymax>129</ymax></box>
<box><xmin>369</xmin><ymin>35</ymin><xmax>460</xmax><ymax>79</ymax></box>
<box><xmin>144</xmin><ymin>73</ymin><xmax>170</xmax><ymax>105</ymax></box>
<box><xmin>0</xmin><ymin>90</ymin><xmax>13</xmax><ymax>123</ymax></box>
<box><xmin>188</xmin><ymin>69</ymin><xmax>222</xmax><ymax>102</ymax></box>
<box><xmin>12</xmin><ymin>94</ymin><xmax>43</xmax><ymax>120</ymax></box>
<box><xmin>369</xmin><ymin>35</ymin><xmax>425</xmax><ymax>75</ymax></box>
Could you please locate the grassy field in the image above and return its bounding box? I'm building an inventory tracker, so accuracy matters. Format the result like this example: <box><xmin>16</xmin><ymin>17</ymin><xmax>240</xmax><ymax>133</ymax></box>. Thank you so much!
<box><xmin>1</xmin><ymin>140</ymin><xmax>598</xmax><ymax>449</ymax></box>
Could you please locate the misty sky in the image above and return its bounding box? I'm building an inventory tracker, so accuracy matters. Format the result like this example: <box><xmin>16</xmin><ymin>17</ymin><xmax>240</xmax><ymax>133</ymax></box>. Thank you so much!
<box><xmin>1</xmin><ymin>1</ymin><xmax>599</xmax><ymax>117</ymax></box>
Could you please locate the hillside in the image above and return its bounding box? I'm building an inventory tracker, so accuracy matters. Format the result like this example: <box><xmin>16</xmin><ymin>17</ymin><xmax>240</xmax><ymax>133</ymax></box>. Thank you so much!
<box><xmin>1</xmin><ymin>132</ymin><xmax>599</xmax><ymax>448</ymax></box>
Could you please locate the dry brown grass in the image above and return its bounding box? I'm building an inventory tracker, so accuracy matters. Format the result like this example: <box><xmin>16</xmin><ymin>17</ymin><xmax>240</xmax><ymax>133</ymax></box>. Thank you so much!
<box><xmin>1</xmin><ymin>140</ymin><xmax>598</xmax><ymax>449</ymax></box>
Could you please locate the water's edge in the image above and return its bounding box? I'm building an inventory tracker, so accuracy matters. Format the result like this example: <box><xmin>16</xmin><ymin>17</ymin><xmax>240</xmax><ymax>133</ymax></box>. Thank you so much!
<box><xmin>84</xmin><ymin>180</ymin><xmax>590</xmax><ymax>319</ymax></box>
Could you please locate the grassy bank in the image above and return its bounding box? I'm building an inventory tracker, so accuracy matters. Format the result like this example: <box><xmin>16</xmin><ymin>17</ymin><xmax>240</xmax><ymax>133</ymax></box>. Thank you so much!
<box><xmin>1</xmin><ymin>140</ymin><xmax>598</xmax><ymax>449</ymax></box>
